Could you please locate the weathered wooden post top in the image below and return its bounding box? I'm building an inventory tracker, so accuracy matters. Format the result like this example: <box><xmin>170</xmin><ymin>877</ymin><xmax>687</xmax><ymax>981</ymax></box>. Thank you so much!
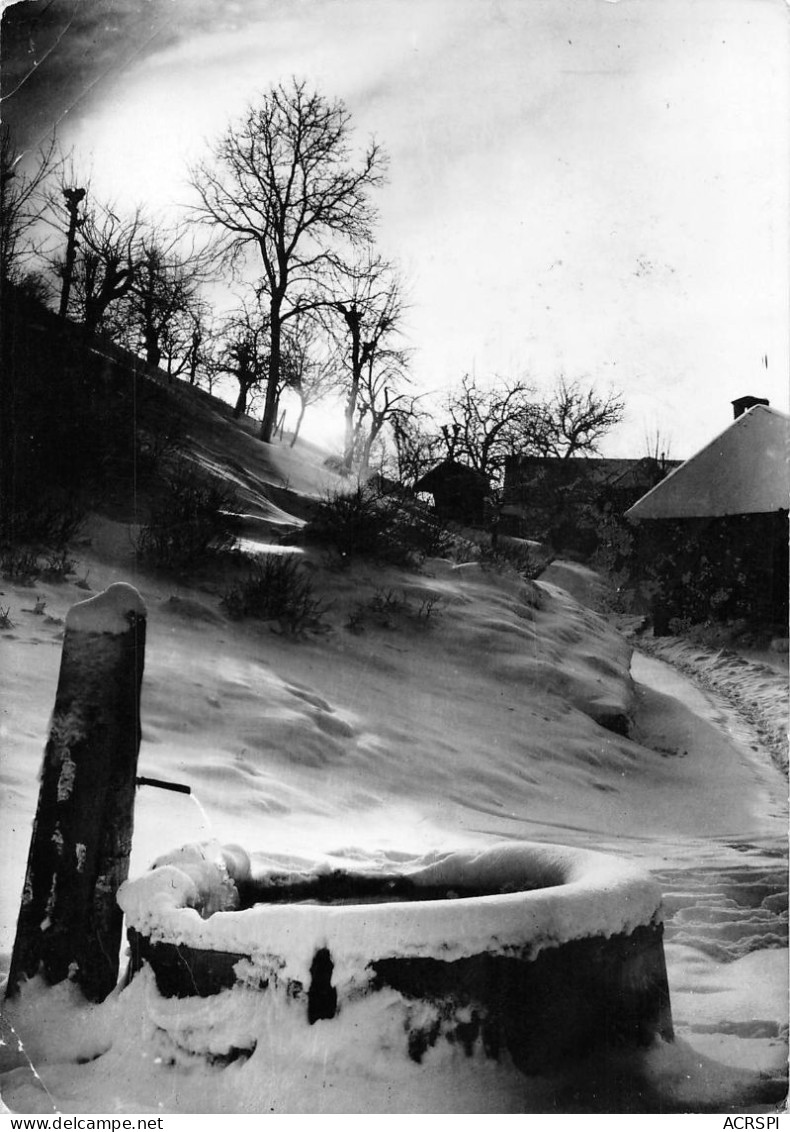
<box><xmin>7</xmin><ymin>582</ymin><xmax>147</xmax><ymax>1003</ymax></box>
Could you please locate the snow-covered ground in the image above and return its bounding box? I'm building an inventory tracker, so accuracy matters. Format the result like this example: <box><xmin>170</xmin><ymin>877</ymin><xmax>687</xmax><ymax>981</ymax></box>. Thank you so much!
<box><xmin>0</xmin><ymin>441</ymin><xmax>786</xmax><ymax>1114</ymax></box>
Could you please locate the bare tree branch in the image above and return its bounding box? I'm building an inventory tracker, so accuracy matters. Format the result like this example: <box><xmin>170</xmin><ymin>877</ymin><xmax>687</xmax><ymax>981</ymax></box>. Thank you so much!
<box><xmin>1</xmin><ymin>125</ymin><xmax>63</xmax><ymax>285</ymax></box>
<box><xmin>540</xmin><ymin>379</ymin><xmax>625</xmax><ymax>460</ymax></box>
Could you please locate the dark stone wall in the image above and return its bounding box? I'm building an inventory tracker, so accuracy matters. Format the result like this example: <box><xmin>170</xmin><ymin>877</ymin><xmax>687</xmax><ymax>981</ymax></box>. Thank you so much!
<box><xmin>632</xmin><ymin>512</ymin><xmax>789</xmax><ymax>632</ymax></box>
<box><xmin>127</xmin><ymin>920</ymin><xmax>674</xmax><ymax>1073</ymax></box>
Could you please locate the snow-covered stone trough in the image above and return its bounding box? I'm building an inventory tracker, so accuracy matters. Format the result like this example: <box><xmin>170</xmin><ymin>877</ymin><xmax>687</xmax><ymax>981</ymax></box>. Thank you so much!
<box><xmin>119</xmin><ymin>840</ymin><xmax>673</xmax><ymax>1074</ymax></box>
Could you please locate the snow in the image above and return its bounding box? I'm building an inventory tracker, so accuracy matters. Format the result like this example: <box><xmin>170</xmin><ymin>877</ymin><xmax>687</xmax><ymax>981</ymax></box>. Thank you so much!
<box><xmin>118</xmin><ymin>841</ymin><xmax>663</xmax><ymax>986</ymax></box>
<box><xmin>65</xmin><ymin>583</ymin><xmax>146</xmax><ymax>636</ymax></box>
<box><xmin>0</xmin><ymin>442</ymin><xmax>786</xmax><ymax>1114</ymax></box>
<box><xmin>1</xmin><ymin>964</ymin><xmax>782</xmax><ymax>1115</ymax></box>
<box><xmin>636</xmin><ymin>634</ymin><xmax>789</xmax><ymax>773</ymax></box>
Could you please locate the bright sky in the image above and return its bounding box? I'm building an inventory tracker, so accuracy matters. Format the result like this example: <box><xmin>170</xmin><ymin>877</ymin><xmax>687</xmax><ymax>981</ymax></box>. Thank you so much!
<box><xmin>25</xmin><ymin>0</ymin><xmax>790</xmax><ymax>457</ymax></box>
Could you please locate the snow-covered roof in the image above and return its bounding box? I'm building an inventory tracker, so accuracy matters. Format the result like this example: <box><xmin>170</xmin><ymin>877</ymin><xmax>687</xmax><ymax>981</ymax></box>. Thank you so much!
<box><xmin>626</xmin><ymin>405</ymin><xmax>790</xmax><ymax>520</ymax></box>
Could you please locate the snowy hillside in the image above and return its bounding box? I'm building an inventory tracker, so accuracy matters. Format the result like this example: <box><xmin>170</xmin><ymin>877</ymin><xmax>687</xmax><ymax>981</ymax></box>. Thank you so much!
<box><xmin>0</xmin><ymin>412</ymin><xmax>786</xmax><ymax>1114</ymax></box>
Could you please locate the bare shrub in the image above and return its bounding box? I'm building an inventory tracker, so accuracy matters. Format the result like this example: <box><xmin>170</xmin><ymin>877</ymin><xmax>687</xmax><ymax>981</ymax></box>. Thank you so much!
<box><xmin>137</xmin><ymin>461</ymin><xmax>239</xmax><ymax>569</ymax></box>
<box><xmin>0</xmin><ymin>493</ymin><xmax>86</xmax><ymax>553</ymax></box>
<box><xmin>222</xmin><ymin>554</ymin><xmax>329</xmax><ymax>635</ymax></box>
<box><xmin>41</xmin><ymin>549</ymin><xmax>77</xmax><ymax>581</ymax></box>
<box><xmin>306</xmin><ymin>486</ymin><xmax>455</xmax><ymax>566</ymax></box>
<box><xmin>0</xmin><ymin>547</ymin><xmax>40</xmax><ymax>583</ymax></box>
<box><xmin>415</xmin><ymin>594</ymin><xmax>444</xmax><ymax>623</ymax></box>
<box><xmin>457</xmin><ymin>534</ymin><xmax>554</xmax><ymax>581</ymax></box>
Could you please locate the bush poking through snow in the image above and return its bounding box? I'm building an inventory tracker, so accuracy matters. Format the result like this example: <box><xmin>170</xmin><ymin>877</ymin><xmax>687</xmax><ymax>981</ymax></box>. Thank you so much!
<box><xmin>368</xmin><ymin>586</ymin><xmax>408</xmax><ymax>626</ymax></box>
<box><xmin>345</xmin><ymin>605</ymin><xmax>366</xmax><ymax>634</ymax></box>
<box><xmin>0</xmin><ymin>491</ymin><xmax>87</xmax><ymax>553</ymax></box>
<box><xmin>41</xmin><ymin>549</ymin><xmax>77</xmax><ymax>581</ymax></box>
<box><xmin>0</xmin><ymin>546</ymin><xmax>40</xmax><ymax>583</ymax></box>
<box><xmin>0</xmin><ymin>545</ymin><xmax>77</xmax><ymax>584</ymax></box>
<box><xmin>136</xmin><ymin>461</ymin><xmax>239</xmax><ymax>569</ymax></box>
<box><xmin>346</xmin><ymin>587</ymin><xmax>445</xmax><ymax>633</ymax></box>
<box><xmin>306</xmin><ymin>485</ymin><xmax>456</xmax><ymax>566</ymax></box>
<box><xmin>0</xmin><ymin>492</ymin><xmax>86</xmax><ymax>585</ymax></box>
<box><xmin>306</xmin><ymin>486</ymin><xmax>398</xmax><ymax>559</ymax></box>
<box><xmin>222</xmin><ymin>554</ymin><xmax>329</xmax><ymax>635</ymax></box>
<box><xmin>459</xmin><ymin>535</ymin><xmax>554</xmax><ymax>581</ymax></box>
<box><xmin>416</xmin><ymin>594</ymin><xmax>444</xmax><ymax>622</ymax></box>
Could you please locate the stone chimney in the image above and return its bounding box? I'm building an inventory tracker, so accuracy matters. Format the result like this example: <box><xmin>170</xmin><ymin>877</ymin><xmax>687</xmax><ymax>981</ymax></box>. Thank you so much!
<box><xmin>732</xmin><ymin>395</ymin><xmax>769</xmax><ymax>420</ymax></box>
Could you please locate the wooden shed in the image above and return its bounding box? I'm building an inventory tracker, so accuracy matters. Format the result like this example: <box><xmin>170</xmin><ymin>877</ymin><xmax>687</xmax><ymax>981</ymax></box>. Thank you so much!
<box><xmin>414</xmin><ymin>460</ymin><xmax>490</xmax><ymax>525</ymax></box>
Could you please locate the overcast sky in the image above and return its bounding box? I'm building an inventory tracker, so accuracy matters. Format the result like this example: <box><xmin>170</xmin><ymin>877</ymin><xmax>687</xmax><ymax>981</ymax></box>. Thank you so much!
<box><xmin>2</xmin><ymin>0</ymin><xmax>788</xmax><ymax>458</ymax></box>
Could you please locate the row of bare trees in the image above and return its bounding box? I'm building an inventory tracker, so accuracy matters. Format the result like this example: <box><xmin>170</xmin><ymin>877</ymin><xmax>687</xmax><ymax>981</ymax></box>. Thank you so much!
<box><xmin>204</xmin><ymin>251</ymin><xmax>407</xmax><ymax>459</ymax></box>
<box><xmin>2</xmin><ymin>77</ymin><xmax>624</xmax><ymax>484</ymax></box>
<box><xmin>390</xmin><ymin>375</ymin><xmax>625</xmax><ymax>488</ymax></box>
<box><xmin>55</xmin><ymin>199</ymin><xmax>210</xmax><ymax>369</ymax></box>
<box><xmin>2</xmin><ymin>134</ymin><xmax>214</xmax><ymax>378</ymax></box>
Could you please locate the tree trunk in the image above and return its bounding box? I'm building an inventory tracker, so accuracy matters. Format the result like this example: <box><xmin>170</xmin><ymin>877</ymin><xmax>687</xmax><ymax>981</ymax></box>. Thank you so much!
<box><xmin>188</xmin><ymin>332</ymin><xmax>200</xmax><ymax>385</ymax></box>
<box><xmin>144</xmin><ymin>330</ymin><xmax>161</xmax><ymax>370</ymax></box>
<box><xmin>343</xmin><ymin>388</ymin><xmax>359</xmax><ymax>470</ymax></box>
<box><xmin>341</xmin><ymin>307</ymin><xmax>363</xmax><ymax>468</ymax></box>
<box><xmin>7</xmin><ymin>584</ymin><xmax>147</xmax><ymax>1003</ymax></box>
<box><xmin>359</xmin><ymin>410</ymin><xmax>387</xmax><ymax>480</ymax></box>
<box><xmin>260</xmin><ymin>300</ymin><xmax>282</xmax><ymax>443</ymax></box>
<box><xmin>59</xmin><ymin>189</ymin><xmax>85</xmax><ymax>320</ymax></box>
<box><xmin>83</xmin><ymin>297</ymin><xmax>103</xmax><ymax>336</ymax></box>
<box><xmin>290</xmin><ymin>398</ymin><xmax>307</xmax><ymax>447</ymax></box>
<box><xmin>233</xmin><ymin>382</ymin><xmax>248</xmax><ymax>419</ymax></box>
<box><xmin>84</xmin><ymin>270</ymin><xmax>130</xmax><ymax>337</ymax></box>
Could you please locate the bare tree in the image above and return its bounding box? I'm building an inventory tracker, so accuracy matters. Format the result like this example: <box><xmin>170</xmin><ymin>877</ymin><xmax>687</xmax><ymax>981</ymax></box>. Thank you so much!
<box><xmin>159</xmin><ymin>301</ymin><xmax>216</xmax><ymax>386</ymax></box>
<box><xmin>439</xmin><ymin>374</ymin><xmax>539</xmax><ymax>483</ymax></box>
<box><xmin>539</xmin><ymin>379</ymin><xmax>625</xmax><ymax>460</ymax></box>
<box><xmin>127</xmin><ymin>224</ymin><xmax>208</xmax><ymax>368</ymax></box>
<box><xmin>435</xmin><ymin>374</ymin><xmax>624</xmax><ymax>484</ymax></box>
<box><xmin>352</xmin><ymin>347</ymin><xmax>411</xmax><ymax>478</ymax></box>
<box><xmin>58</xmin><ymin>198</ymin><xmax>143</xmax><ymax>334</ymax></box>
<box><xmin>279</xmin><ymin>314</ymin><xmax>338</xmax><ymax>446</ymax></box>
<box><xmin>190</xmin><ymin>78</ymin><xmax>386</xmax><ymax>443</ymax></box>
<box><xmin>214</xmin><ymin>300</ymin><xmax>270</xmax><ymax>418</ymax></box>
<box><xmin>41</xmin><ymin>161</ymin><xmax>89</xmax><ymax>317</ymax></box>
<box><xmin>503</xmin><ymin>379</ymin><xmax>626</xmax><ymax>551</ymax></box>
<box><xmin>644</xmin><ymin>425</ymin><xmax>672</xmax><ymax>469</ymax></box>
<box><xmin>0</xmin><ymin>125</ymin><xmax>61</xmax><ymax>286</ymax></box>
<box><xmin>58</xmin><ymin>185</ymin><xmax>86</xmax><ymax>317</ymax></box>
<box><xmin>47</xmin><ymin>175</ymin><xmax>204</xmax><ymax>360</ymax></box>
<box><xmin>323</xmin><ymin>250</ymin><xmax>405</xmax><ymax>469</ymax></box>
<box><xmin>389</xmin><ymin>398</ymin><xmax>445</xmax><ymax>487</ymax></box>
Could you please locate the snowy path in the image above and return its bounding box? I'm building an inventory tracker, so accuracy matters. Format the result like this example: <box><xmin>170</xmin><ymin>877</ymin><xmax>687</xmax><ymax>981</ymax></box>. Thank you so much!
<box><xmin>629</xmin><ymin>651</ymin><xmax>788</xmax><ymax>1093</ymax></box>
<box><xmin>630</xmin><ymin>650</ymin><xmax>786</xmax><ymax>849</ymax></box>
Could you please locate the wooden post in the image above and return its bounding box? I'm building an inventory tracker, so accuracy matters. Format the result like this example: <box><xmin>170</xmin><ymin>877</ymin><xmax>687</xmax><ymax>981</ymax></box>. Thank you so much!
<box><xmin>7</xmin><ymin>583</ymin><xmax>146</xmax><ymax>1003</ymax></box>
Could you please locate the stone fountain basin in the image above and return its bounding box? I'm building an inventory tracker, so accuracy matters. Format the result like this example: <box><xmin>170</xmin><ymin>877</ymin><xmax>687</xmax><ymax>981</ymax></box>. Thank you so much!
<box><xmin>120</xmin><ymin>840</ymin><xmax>673</xmax><ymax>1073</ymax></box>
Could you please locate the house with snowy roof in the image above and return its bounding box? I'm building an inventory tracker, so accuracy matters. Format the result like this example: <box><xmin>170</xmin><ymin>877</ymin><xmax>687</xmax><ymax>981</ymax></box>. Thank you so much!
<box><xmin>625</xmin><ymin>398</ymin><xmax>789</xmax><ymax>631</ymax></box>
